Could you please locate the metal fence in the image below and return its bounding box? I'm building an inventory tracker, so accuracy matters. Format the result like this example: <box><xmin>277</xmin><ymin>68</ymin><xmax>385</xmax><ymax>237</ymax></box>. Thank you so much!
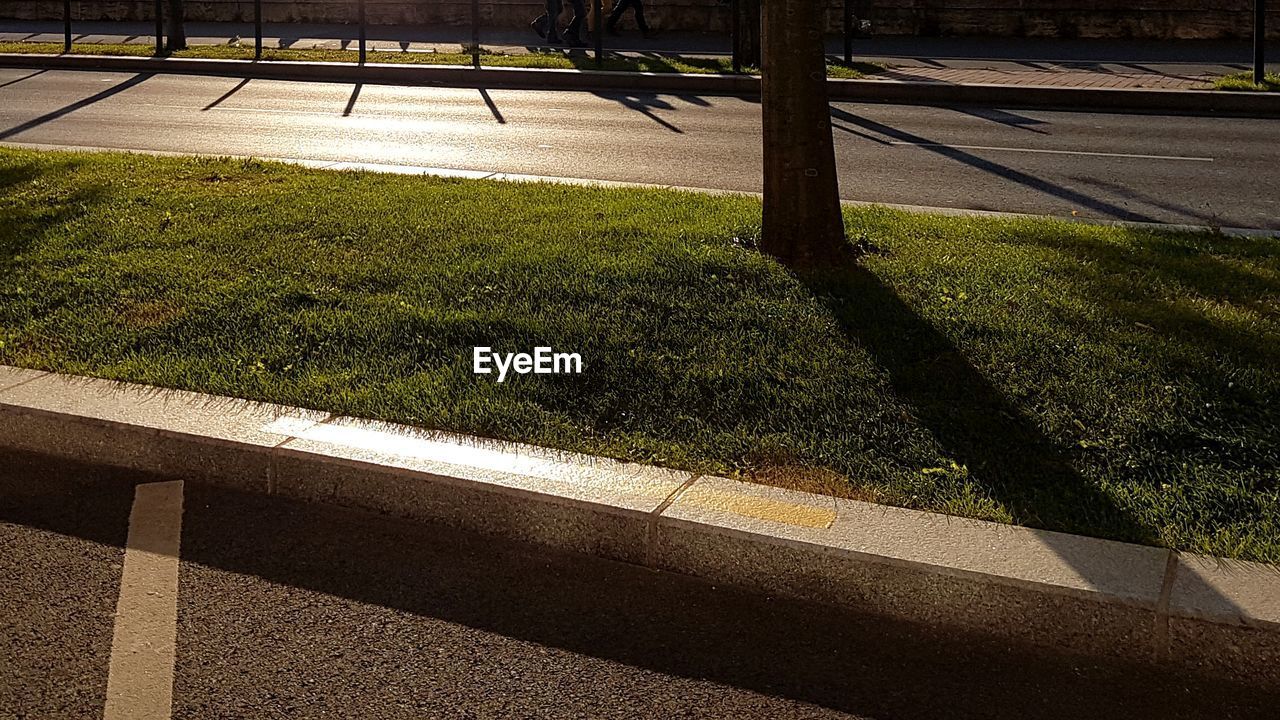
<box><xmin>44</xmin><ymin>0</ymin><xmax>1270</xmax><ymax>81</ymax></box>
<box><xmin>44</xmin><ymin>0</ymin><xmax>879</xmax><ymax>70</ymax></box>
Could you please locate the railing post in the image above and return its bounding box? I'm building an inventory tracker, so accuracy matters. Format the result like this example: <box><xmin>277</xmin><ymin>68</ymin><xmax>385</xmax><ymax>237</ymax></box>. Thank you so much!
<box><xmin>843</xmin><ymin>0</ymin><xmax>853</xmax><ymax>65</ymax></box>
<box><xmin>358</xmin><ymin>0</ymin><xmax>367</xmax><ymax>65</ymax></box>
<box><xmin>594</xmin><ymin>0</ymin><xmax>604</xmax><ymax>68</ymax></box>
<box><xmin>63</xmin><ymin>0</ymin><xmax>71</xmax><ymax>53</ymax></box>
<box><xmin>471</xmin><ymin>0</ymin><xmax>480</xmax><ymax>68</ymax></box>
<box><xmin>1256</xmin><ymin>0</ymin><xmax>1268</xmax><ymax>86</ymax></box>
<box><xmin>255</xmin><ymin>0</ymin><xmax>263</xmax><ymax>60</ymax></box>
<box><xmin>154</xmin><ymin>0</ymin><xmax>163</xmax><ymax>55</ymax></box>
<box><xmin>731</xmin><ymin>0</ymin><xmax>741</xmax><ymax>74</ymax></box>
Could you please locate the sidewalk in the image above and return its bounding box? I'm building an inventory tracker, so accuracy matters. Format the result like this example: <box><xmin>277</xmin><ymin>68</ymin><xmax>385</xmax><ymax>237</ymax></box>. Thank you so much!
<box><xmin>4</xmin><ymin>20</ymin><xmax>1274</xmax><ymax>90</ymax></box>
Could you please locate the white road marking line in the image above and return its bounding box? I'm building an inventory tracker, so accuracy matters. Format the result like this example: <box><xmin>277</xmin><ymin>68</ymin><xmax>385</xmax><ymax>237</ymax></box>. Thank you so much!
<box><xmin>104</xmin><ymin>480</ymin><xmax>184</xmax><ymax>720</ymax></box>
<box><xmin>886</xmin><ymin>141</ymin><xmax>1214</xmax><ymax>162</ymax></box>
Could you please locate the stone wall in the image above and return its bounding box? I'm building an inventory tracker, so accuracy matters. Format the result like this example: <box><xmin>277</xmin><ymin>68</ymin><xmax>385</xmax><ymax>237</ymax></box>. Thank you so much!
<box><xmin>4</xmin><ymin>1</ymin><xmax>1278</xmax><ymax>40</ymax></box>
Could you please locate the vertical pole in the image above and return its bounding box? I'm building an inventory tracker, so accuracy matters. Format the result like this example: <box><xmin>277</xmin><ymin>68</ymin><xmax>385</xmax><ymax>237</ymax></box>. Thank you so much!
<box><xmin>358</xmin><ymin>0</ymin><xmax>367</xmax><ymax>65</ymax></box>
<box><xmin>471</xmin><ymin>0</ymin><xmax>480</xmax><ymax>68</ymax></box>
<box><xmin>1256</xmin><ymin>0</ymin><xmax>1268</xmax><ymax>86</ymax></box>
<box><xmin>154</xmin><ymin>0</ymin><xmax>164</xmax><ymax>55</ymax></box>
<box><xmin>731</xmin><ymin>0</ymin><xmax>741</xmax><ymax>74</ymax></box>
<box><xmin>843</xmin><ymin>0</ymin><xmax>853</xmax><ymax>65</ymax></box>
<box><xmin>255</xmin><ymin>0</ymin><xmax>263</xmax><ymax>60</ymax></box>
<box><xmin>63</xmin><ymin>0</ymin><xmax>71</xmax><ymax>53</ymax></box>
<box><xmin>594</xmin><ymin>0</ymin><xmax>603</xmax><ymax>68</ymax></box>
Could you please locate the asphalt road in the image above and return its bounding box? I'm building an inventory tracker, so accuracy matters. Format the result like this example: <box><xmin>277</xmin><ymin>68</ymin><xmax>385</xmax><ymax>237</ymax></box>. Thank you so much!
<box><xmin>3</xmin><ymin>449</ymin><xmax>1280</xmax><ymax>719</ymax></box>
<box><xmin>1</xmin><ymin>68</ymin><xmax>1278</xmax><ymax>229</ymax></box>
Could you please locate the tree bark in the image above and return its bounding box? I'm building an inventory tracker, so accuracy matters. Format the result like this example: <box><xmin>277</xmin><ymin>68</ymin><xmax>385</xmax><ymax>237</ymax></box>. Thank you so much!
<box><xmin>732</xmin><ymin>0</ymin><xmax>762</xmax><ymax>70</ymax></box>
<box><xmin>165</xmin><ymin>0</ymin><xmax>187</xmax><ymax>52</ymax></box>
<box><xmin>760</xmin><ymin>0</ymin><xmax>846</xmax><ymax>267</ymax></box>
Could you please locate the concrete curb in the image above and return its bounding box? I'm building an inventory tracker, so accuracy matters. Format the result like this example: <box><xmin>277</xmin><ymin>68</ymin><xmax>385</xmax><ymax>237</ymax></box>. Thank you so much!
<box><xmin>2</xmin><ymin>365</ymin><xmax>1278</xmax><ymax>684</ymax></box>
<box><xmin>4</xmin><ymin>52</ymin><xmax>1280</xmax><ymax>117</ymax></box>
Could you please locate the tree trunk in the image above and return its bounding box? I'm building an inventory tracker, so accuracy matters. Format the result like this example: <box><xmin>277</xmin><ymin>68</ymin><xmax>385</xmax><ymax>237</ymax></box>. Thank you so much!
<box><xmin>732</xmin><ymin>0</ymin><xmax>762</xmax><ymax>70</ymax></box>
<box><xmin>165</xmin><ymin>0</ymin><xmax>186</xmax><ymax>52</ymax></box>
<box><xmin>760</xmin><ymin>0</ymin><xmax>846</xmax><ymax>267</ymax></box>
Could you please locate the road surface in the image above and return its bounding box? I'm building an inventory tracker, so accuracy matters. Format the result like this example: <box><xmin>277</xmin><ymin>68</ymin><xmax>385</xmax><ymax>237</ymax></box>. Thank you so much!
<box><xmin>1</xmin><ymin>68</ymin><xmax>1278</xmax><ymax>229</ymax></box>
<box><xmin>3</xmin><ymin>449</ymin><xmax>1280</xmax><ymax>719</ymax></box>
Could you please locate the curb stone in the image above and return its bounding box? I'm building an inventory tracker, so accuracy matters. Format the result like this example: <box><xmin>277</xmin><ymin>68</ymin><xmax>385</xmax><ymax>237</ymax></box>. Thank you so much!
<box><xmin>1</xmin><ymin>365</ymin><xmax>1277</xmax><ymax>683</ymax></box>
<box><xmin>3</xmin><ymin>52</ymin><xmax>1280</xmax><ymax>118</ymax></box>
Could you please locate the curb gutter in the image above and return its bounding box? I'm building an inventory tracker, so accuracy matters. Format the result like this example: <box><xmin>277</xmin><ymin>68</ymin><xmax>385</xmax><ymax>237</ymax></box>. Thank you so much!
<box><xmin>3</xmin><ymin>52</ymin><xmax>1280</xmax><ymax>117</ymax></box>
<box><xmin>2</xmin><ymin>365</ymin><xmax>1278</xmax><ymax>684</ymax></box>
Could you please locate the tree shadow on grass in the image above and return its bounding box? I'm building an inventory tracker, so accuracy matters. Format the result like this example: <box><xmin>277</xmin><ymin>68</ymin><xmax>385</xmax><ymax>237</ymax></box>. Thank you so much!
<box><xmin>0</xmin><ymin>155</ymin><xmax>107</xmax><ymax>262</ymax></box>
<box><xmin>799</xmin><ymin>255</ymin><xmax>1156</xmax><ymax>547</ymax></box>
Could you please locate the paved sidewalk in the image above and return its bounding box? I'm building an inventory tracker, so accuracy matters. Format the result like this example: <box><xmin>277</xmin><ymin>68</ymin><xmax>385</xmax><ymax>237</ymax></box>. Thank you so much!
<box><xmin>876</xmin><ymin>66</ymin><xmax>1214</xmax><ymax>90</ymax></box>
<box><xmin>4</xmin><ymin>20</ymin><xmax>1273</xmax><ymax>90</ymax></box>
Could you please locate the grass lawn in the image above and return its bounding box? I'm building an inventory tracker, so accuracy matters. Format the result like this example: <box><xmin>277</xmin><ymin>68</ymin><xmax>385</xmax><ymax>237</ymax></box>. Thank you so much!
<box><xmin>1</xmin><ymin>148</ymin><xmax>1277</xmax><ymax>561</ymax></box>
<box><xmin>1214</xmin><ymin>71</ymin><xmax>1280</xmax><ymax>92</ymax></box>
<box><xmin>0</xmin><ymin>41</ymin><xmax>879</xmax><ymax>79</ymax></box>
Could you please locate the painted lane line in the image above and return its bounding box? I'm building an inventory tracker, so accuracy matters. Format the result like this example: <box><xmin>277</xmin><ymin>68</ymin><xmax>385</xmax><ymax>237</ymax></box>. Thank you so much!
<box><xmin>104</xmin><ymin>480</ymin><xmax>184</xmax><ymax>720</ymax></box>
<box><xmin>886</xmin><ymin>141</ymin><xmax>1214</xmax><ymax>162</ymax></box>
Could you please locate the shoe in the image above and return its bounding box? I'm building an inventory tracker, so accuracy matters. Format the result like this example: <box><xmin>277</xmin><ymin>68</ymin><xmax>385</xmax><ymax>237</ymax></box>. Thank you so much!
<box><xmin>530</xmin><ymin>17</ymin><xmax>547</xmax><ymax>39</ymax></box>
<box><xmin>561</xmin><ymin>35</ymin><xmax>587</xmax><ymax>48</ymax></box>
<box><xmin>546</xmin><ymin>33</ymin><xmax>563</xmax><ymax>44</ymax></box>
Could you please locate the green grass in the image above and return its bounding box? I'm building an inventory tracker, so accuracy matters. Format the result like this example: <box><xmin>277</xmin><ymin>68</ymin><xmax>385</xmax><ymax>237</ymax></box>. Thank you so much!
<box><xmin>2</xmin><ymin>148</ymin><xmax>1278</xmax><ymax>561</ymax></box>
<box><xmin>1214</xmin><ymin>71</ymin><xmax>1280</xmax><ymax>92</ymax></box>
<box><xmin>0</xmin><ymin>41</ymin><xmax>879</xmax><ymax>78</ymax></box>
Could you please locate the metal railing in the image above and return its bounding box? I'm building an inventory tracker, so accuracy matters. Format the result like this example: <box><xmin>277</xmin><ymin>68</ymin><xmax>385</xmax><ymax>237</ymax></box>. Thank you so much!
<box><xmin>45</xmin><ymin>1</ymin><xmax>1273</xmax><ymax>80</ymax></box>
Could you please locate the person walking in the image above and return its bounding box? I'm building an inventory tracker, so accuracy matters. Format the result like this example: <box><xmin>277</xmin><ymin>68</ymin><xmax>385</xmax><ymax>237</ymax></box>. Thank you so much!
<box><xmin>531</xmin><ymin>0</ymin><xmax>588</xmax><ymax>47</ymax></box>
<box><xmin>607</xmin><ymin>0</ymin><xmax>655</xmax><ymax>38</ymax></box>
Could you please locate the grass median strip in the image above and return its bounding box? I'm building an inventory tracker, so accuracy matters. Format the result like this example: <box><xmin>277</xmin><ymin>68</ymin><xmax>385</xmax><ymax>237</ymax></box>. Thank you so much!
<box><xmin>1214</xmin><ymin>71</ymin><xmax>1280</xmax><ymax>92</ymax></box>
<box><xmin>0</xmin><ymin>42</ymin><xmax>878</xmax><ymax>79</ymax></box>
<box><xmin>1</xmin><ymin>147</ymin><xmax>1277</xmax><ymax>560</ymax></box>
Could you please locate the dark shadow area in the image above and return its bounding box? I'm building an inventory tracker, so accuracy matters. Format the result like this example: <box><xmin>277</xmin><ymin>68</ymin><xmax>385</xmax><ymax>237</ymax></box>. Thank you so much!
<box><xmin>591</xmin><ymin>91</ymin><xmax>682</xmax><ymax>132</ymax></box>
<box><xmin>478</xmin><ymin>87</ymin><xmax>505</xmax><ymax>123</ymax></box>
<box><xmin>343</xmin><ymin>82</ymin><xmax>362</xmax><ymax>117</ymax></box>
<box><xmin>829</xmin><ymin>120</ymin><xmax>894</xmax><ymax>145</ymax></box>
<box><xmin>589</xmin><ymin>91</ymin><xmax>710</xmax><ymax>132</ymax></box>
<box><xmin>830</xmin><ymin>106</ymin><xmax>1159</xmax><ymax>222</ymax></box>
<box><xmin>1</xmin><ymin>452</ymin><xmax>1274</xmax><ymax>718</ymax></box>
<box><xmin>988</xmin><ymin>224</ymin><xmax>1280</xmax><ymax>376</ymax></box>
<box><xmin>201</xmin><ymin>77</ymin><xmax>251</xmax><ymax>111</ymax></box>
<box><xmin>949</xmin><ymin>106</ymin><xmax>1050</xmax><ymax>134</ymax></box>
<box><xmin>0</xmin><ymin>155</ymin><xmax>107</xmax><ymax>260</ymax></box>
<box><xmin>0</xmin><ymin>69</ymin><xmax>47</xmax><ymax>90</ymax></box>
<box><xmin>1069</xmin><ymin>174</ymin><xmax>1224</xmax><ymax>226</ymax></box>
<box><xmin>0</xmin><ymin>72</ymin><xmax>152</xmax><ymax>141</ymax></box>
<box><xmin>798</xmin><ymin>259</ymin><xmax>1155</xmax><ymax>546</ymax></box>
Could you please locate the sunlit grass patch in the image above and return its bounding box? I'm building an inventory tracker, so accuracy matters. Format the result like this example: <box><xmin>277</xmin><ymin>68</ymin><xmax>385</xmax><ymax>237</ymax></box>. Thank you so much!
<box><xmin>1</xmin><ymin>147</ymin><xmax>1277</xmax><ymax>560</ymax></box>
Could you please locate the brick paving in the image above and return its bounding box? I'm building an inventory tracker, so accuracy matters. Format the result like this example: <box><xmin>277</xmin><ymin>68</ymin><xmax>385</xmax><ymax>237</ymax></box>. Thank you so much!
<box><xmin>873</xmin><ymin>65</ymin><xmax>1213</xmax><ymax>90</ymax></box>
